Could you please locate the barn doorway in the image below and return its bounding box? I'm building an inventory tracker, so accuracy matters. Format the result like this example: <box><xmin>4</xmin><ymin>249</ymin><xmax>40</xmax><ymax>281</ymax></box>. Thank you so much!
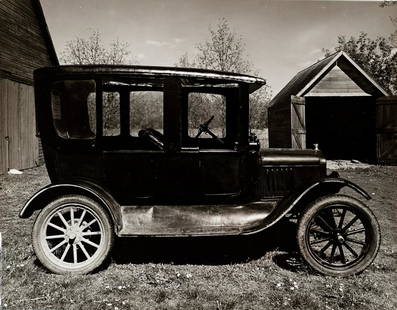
<box><xmin>305</xmin><ymin>97</ymin><xmax>376</xmax><ymax>161</ymax></box>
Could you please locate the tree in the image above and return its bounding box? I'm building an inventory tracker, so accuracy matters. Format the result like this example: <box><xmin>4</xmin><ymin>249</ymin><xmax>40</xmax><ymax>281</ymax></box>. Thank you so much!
<box><xmin>177</xmin><ymin>18</ymin><xmax>272</xmax><ymax>129</ymax></box>
<box><xmin>60</xmin><ymin>30</ymin><xmax>133</xmax><ymax>65</ymax></box>
<box><xmin>60</xmin><ymin>30</ymin><xmax>137</xmax><ymax>131</ymax></box>
<box><xmin>324</xmin><ymin>32</ymin><xmax>397</xmax><ymax>95</ymax></box>
<box><xmin>380</xmin><ymin>0</ymin><xmax>397</xmax><ymax>26</ymax></box>
<box><xmin>196</xmin><ymin>18</ymin><xmax>251</xmax><ymax>73</ymax></box>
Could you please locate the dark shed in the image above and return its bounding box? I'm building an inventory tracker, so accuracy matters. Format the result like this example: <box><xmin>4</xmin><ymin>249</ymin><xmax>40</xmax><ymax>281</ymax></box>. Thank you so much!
<box><xmin>268</xmin><ymin>51</ymin><xmax>395</xmax><ymax>162</ymax></box>
<box><xmin>0</xmin><ymin>0</ymin><xmax>58</xmax><ymax>174</ymax></box>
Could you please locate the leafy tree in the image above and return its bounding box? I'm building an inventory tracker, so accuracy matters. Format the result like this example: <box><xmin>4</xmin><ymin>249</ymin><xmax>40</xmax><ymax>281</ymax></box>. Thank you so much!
<box><xmin>380</xmin><ymin>0</ymin><xmax>397</xmax><ymax>26</ymax></box>
<box><xmin>324</xmin><ymin>32</ymin><xmax>397</xmax><ymax>95</ymax></box>
<box><xmin>177</xmin><ymin>18</ymin><xmax>272</xmax><ymax>130</ymax></box>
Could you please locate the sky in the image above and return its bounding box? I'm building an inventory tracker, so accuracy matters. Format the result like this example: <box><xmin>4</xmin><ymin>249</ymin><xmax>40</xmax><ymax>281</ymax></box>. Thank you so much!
<box><xmin>40</xmin><ymin>0</ymin><xmax>396</xmax><ymax>95</ymax></box>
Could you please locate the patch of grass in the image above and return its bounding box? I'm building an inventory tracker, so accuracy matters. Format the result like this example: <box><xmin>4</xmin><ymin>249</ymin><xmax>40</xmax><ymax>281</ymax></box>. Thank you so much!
<box><xmin>1</xmin><ymin>165</ymin><xmax>396</xmax><ymax>309</ymax></box>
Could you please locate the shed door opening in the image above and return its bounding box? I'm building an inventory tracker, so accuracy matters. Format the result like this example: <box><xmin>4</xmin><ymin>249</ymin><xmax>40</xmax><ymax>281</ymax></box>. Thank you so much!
<box><xmin>305</xmin><ymin>97</ymin><xmax>375</xmax><ymax>160</ymax></box>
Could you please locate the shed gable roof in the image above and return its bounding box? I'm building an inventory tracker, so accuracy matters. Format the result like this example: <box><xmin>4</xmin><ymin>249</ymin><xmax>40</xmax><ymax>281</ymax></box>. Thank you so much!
<box><xmin>269</xmin><ymin>51</ymin><xmax>388</xmax><ymax>108</ymax></box>
<box><xmin>305</xmin><ymin>66</ymin><xmax>370</xmax><ymax>97</ymax></box>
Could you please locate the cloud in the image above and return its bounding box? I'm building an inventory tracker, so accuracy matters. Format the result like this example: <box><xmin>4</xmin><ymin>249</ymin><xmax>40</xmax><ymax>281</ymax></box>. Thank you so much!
<box><xmin>309</xmin><ymin>48</ymin><xmax>322</xmax><ymax>56</ymax></box>
<box><xmin>145</xmin><ymin>38</ymin><xmax>184</xmax><ymax>48</ymax></box>
<box><xmin>145</xmin><ymin>40</ymin><xmax>172</xmax><ymax>47</ymax></box>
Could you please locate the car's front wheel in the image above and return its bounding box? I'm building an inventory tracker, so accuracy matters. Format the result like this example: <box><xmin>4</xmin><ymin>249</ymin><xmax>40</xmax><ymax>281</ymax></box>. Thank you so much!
<box><xmin>32</xmin><ymin>195</ymin><xmax>114</xmax><ymax>274</ymax></box>
<box><xmin>297</xmin><ymin>194</ymin><xmax>380</xmax><ymax>276</ymax></box>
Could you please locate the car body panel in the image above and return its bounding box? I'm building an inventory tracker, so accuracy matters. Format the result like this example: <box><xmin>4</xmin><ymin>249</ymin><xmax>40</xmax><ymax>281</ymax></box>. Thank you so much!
<box><xmin>20</xmin><ymin>65</ymin><xmax>370</xmax><ymax>238</ymax></box>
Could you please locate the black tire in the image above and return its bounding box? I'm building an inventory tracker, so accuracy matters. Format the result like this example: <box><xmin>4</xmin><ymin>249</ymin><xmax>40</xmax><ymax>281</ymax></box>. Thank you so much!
<box><xmin>297</xmin><ymin>194</ymin><xmax>380</xmax><ymax>276</ymax></box>
<box><xmin>32</xmin><ymin>195</ymin><xmax>114</xmax><ymax>274</ymax></box>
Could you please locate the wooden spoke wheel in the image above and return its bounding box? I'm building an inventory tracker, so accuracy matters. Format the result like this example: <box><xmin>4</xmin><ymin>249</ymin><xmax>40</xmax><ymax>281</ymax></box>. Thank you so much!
<box><xmin>297</xmin><ymin>195</ymin><xmax>380</xmax><ymax>276</ymax></box>
<box><xmin>32</xmin><ymin>195</ymin><xmax>114</xmax><ymax>274</ymax></box>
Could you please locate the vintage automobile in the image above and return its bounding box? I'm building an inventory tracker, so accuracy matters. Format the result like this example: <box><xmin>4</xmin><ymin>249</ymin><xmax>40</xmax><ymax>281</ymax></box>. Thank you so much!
<box><xmin>19</xmin><ymin>65</ymin><xmax>380</xmax><ymax>276</ymax></box>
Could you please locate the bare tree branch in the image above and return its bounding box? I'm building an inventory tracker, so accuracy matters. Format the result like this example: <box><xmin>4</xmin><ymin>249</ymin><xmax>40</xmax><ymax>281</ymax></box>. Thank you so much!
<box><xmin>176</xmin><ymin>18</ymin><xmax>272</xmax><ymax>128</ymax></box>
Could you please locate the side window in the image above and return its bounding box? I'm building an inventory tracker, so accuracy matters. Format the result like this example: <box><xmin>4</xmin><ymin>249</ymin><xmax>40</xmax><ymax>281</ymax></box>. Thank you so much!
<box><xmin>51</xmin><ymin>80</ymin><xmax>96</xmax><ymax>139</ymax></box>
<box><xmin>188</xmin><ymin>93</ymin><xmax>226</xmax><ymax>138</ymax></box>
<box><xmin>103</xmin><ymin>92</ymin><xmax>120</xmax><ymax>136</ymax></box>
<box><xmin>130</xmin><ymin>91</ymin><xmax>163</xmax><ymax>136</ymax></box>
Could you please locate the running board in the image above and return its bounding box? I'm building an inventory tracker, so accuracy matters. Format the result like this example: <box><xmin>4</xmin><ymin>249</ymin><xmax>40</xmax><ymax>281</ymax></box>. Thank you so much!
<box><xmin>117</xmin><ymin>200</ymin><xmax>277</xmax><ymax>236</ymax></box>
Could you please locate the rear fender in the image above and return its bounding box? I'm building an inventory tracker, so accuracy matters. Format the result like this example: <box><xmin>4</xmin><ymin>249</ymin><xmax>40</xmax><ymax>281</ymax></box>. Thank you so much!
<box><xmin>19</xmin><ymin>182</ymin><xmax>122</xmax><ymax>233</ymax></box>
<box><xmin>245</xmin><ymin>177</ymin><xmax>370</xmax><ymax>234</ymax></box>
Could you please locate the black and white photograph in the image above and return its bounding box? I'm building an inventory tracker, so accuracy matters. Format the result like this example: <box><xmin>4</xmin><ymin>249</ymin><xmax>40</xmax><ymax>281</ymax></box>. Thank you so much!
<box><xmin>0</xmin><ymin>0</ymin><xmax>396</xmax><ymax>309</ymax></box>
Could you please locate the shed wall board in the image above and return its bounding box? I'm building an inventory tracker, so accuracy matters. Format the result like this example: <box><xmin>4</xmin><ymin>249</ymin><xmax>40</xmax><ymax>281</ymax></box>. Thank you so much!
<box><xmin>376</xmin><ymin>96</ymin><xmax>397</xmax><ymax>164</ymax></box>
<box><xmin>268</xmin><ymin>104</ymin><xmax>292</xmax><ymax>148</ymax></box>
<box><xmin>290</xmin><ymin>96</ymin><xmax>306</xmax><ymax>149</ymax></box>
<box><xmin>306</xmin><ymin>66</ymin><xmax>369</xmax><ymax>96</ymax></box>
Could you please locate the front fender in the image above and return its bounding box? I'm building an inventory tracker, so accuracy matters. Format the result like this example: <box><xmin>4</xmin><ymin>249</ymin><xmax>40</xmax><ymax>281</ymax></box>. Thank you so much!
<box><xmin>245</xmin><ymin>177</ymin><xmax>370</xmax><ymax>234</ymax></box>
<box><xmin>19</xmin><ymin>181</ymin><xmax>122</xmax><ymax>233</ymax></box>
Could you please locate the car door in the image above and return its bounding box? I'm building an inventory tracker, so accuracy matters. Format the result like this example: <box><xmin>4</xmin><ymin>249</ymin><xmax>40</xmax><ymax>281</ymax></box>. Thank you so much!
<box><xmin>99</xmin><ymin>88</ymin><xmax>164</xmax><ymax>204</ymax></box>
<box><xmin>157</xmin><ymin>148</ymin><xmax>201</xmax><ymax>201</ymax></box>
<box><xmin>103</xmin><ymin>149</ymin><xmax>163</xmax><ymax>204</ymax></box>
<box><xmin>199</xmin><ymin>149</ymin><xmax>242</xmax><ymax>198</ymax></box>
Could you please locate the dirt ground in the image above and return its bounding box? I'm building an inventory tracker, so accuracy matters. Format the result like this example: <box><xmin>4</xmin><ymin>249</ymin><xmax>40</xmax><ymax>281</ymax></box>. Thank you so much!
<box><xmin>0</xmin><ymin>164</ymin><xmax>396</xmax><ymax>310</ymax></box>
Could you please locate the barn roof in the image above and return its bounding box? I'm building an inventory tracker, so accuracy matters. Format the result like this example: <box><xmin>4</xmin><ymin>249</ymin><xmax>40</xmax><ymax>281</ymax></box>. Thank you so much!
<box><xmin>0</xmin><ymin>0</ymin><xmax>58</xmax><ymax>84</ymax></box>
<box><xmin>33</xmin><ymin>0</ymin><xmax>59</xmax><ymax>66</ymax></box>
<box><xmin>269</xmin><ymin>51</ymin><xmax>388</xmax><ymax>108</ymax></box>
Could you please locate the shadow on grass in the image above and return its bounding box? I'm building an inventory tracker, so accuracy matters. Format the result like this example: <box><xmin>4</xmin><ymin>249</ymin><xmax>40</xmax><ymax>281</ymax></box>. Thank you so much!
<box><xmin>31</xmin><ymin>220</ymin><xmax>306</xmax><ymax>274</ymax></box>
<box><xmin>112</xmin><ymin>220</ymin><xmax>301</xmax><ymax>269</ymax></box>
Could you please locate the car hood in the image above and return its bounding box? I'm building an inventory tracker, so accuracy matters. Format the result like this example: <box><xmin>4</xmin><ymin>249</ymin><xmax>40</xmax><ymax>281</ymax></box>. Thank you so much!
<box><xmin>260</xmin><ymin>148</ymin><xmax>327</xmax><ymax>166</ymax></box>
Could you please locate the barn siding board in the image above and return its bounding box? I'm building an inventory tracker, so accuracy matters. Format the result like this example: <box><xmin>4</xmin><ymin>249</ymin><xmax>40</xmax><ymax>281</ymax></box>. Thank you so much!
<box><xmin>7</xmin><ymin>80</ymin><xmax>21</xmax><ymax>169</ymax></box>
<box><xmin>2</xmin><ymin>80</ymin><xmax>39</xmax><ymax>171</ymax></box>
<box><xmin>0</xmin><ymin>80</ymin><xmax>8</xmax><ymax>174</ymax></box>
<box><xmin>0</xmin><ymin>0</ymin><xmax>57</xmax><ymax>83</ymax></box>
<box><xmin>0</xmin><ymin>0</ymin><xmax>57</xmax><ymax>173</ymax></box>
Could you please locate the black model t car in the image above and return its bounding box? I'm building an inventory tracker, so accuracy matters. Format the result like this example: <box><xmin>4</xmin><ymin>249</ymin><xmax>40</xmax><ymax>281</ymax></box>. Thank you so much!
<box><xmin>20</xmin><ymin>65</ymin><xmax>380</xmax><ymax>276</ymax></box>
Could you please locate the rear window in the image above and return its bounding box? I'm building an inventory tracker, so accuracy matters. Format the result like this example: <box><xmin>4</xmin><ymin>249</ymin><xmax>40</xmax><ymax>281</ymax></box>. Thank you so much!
<box><xmin>51</xmin><ymin>80</ymin><xmax>96</xmax><ymax>139</ymax></box>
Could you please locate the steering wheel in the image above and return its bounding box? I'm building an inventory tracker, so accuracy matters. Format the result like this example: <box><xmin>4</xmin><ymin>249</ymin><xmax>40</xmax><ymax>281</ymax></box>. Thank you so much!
<box><xmin>195</xmin><ymin>115</ymin><xmax>224</xmax><ymax>145</ymax></box>
<box><xmin>138</xmin><ymin>128</ymin><xmax>164</xmax><ymax>150</ymax></box>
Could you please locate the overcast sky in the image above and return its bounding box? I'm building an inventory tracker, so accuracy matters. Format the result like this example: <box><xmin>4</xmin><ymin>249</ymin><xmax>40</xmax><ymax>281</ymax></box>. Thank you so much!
<box><xmin>41</xmin><ymin>0</ymin><xmax>396</xmax><ymax>95</ymax></box>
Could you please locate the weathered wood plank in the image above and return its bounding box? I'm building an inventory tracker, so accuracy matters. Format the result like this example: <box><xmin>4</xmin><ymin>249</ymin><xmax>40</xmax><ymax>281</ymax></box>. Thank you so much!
<box><xmin>0</xmin><ymin>0</ymin><xmax>56</xmax><ymax>82</ymax></box>
<box><xmin>307</xmin><ymin>66</ymin><xmax>367</xmax><ymax>95</ymax></box>
<box><xmin>291</xmin><ymin>96</ymin><xmax>306</xmax><ymax>149</ymax></box>
<box><xmin>7</xmin><ymin>80</ymin><xmax>21</xmax><ymax>169</ymax></box>
<box><xmin>2</xmin><ymin>80</ymin><xmax>38</xmax><ymax>171</ymax></box>
<box><xmin>0</xmin><ymin>80</ymin><xmax>8</xmax><ymax>174</ymax></box>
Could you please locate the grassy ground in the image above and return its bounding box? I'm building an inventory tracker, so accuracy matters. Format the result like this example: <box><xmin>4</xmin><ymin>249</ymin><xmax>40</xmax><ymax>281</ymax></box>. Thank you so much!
<box><xmin>0</xmin><ymin>165</ymin><xmax>396</xmax><ymax>310</ymax></box>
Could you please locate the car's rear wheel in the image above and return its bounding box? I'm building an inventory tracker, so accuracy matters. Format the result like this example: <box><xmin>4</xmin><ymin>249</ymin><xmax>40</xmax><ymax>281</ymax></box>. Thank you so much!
<box><xmin>297</xmin><ymin>194</ymin><xmax>380</xmax><ymax>276</ymax></box>
<box><xmin>32</xmin><ymin>195</ymin><xmax>114</xmax><ymax>274</ymax></box>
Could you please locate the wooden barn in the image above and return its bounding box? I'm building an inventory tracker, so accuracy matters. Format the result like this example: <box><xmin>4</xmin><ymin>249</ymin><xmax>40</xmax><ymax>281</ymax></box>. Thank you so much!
<box><xmin>268</xmin><ymin>51</ymin><xmax>397</xmax><ymax>163</ymax></box>
<box><xmin>0</xmin><ymin>0</ymin><xmax>58</xmax><ymax>174</ymax></box>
